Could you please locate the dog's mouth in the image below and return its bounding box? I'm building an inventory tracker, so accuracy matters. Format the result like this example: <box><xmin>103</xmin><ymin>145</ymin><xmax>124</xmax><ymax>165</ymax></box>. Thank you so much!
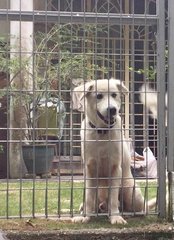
<box><xmin>97</xmin><ymin>110</ymin><xmax>116</xmax><ymax>126</ymax></box>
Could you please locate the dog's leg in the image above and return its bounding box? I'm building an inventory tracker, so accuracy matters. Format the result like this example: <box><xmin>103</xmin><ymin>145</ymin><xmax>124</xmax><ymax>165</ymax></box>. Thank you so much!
<box><xmin>72</xmin><ymin>161</ymin><xmax>97</xmax><ymax>223</ymax></box>
<box><xmin>85</xmin><ymin>178</ymin><xmax>97</xmax><ymax>217</ymax></box>
<box><xmin>120</xmin><ymin>179</ymin><xmax>144</xmax><ymax>212</ymax></box>
<box><xmin>121</xmin><ymin>142</ymin><xmax>144</xmax><ymax>212</ymax></box>
<box><xmin>109</xmin><ymin>166</ymin><xmax>127</xmax><ymax>224</ymax></box>
<box><xmin>72</xmin><ymin>180</ymin><xmax>96</xmax><ymax>223</ymax></box>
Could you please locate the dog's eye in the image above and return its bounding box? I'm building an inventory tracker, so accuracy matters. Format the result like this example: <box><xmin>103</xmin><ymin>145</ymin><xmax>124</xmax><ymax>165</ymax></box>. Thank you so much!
<box><xmin>96</xmin><ymin>93</ymin><xmax>103</xmax><ymax>99</ymax></box>
<box><xmin>111</xmin><ymin>93</ymin><xmax>117</xmax><ymax>98</ymax></box>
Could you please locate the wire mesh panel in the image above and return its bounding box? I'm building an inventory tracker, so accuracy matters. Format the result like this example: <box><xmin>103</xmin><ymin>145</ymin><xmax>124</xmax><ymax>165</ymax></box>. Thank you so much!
<box><xmin>0</xmin><ymin>0</ymin><xmax>166</xmax><ymax>221</ymax></box>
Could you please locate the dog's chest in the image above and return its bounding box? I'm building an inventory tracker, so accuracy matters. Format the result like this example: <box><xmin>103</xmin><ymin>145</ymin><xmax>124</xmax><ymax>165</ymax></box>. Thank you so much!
<box><xmin>82</xmin><ymin>124</ymin><xmax>123</xmax><ymax>177</ymax></box>
<box><xmin>85</xmin><ymin>140</ymin><xmax>121</xmax><ymax>177</ymax></box>
<box><xmin>88</xmin><ymin>129</ymin><xmax>120</xmax><ymax>143</ymax></box>
<box><xmin>85</xmin><ymin>132</ymin><xmax>121</xmax><ymax>160</ymax></box>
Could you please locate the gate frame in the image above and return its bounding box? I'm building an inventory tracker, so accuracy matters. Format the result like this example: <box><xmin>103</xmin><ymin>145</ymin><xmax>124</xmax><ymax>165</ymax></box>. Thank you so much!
<box><xmin>157</xmin><ymin>0</ymin><xmax>166</xmax><ymax>218</ymax></box>
<box><xmin>167</xmin><ymin>0</ymin><xmax>174</xmax><ymax>221</ymax></box>
<box><xmin>0</xmin><ymin>0</ymin><xmax>169</xmax><ymax>219</ymax></box>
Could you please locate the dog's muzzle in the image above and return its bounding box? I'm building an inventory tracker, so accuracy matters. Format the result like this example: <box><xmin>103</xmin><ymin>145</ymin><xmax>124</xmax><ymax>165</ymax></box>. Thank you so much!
<box><xmin>97</xmin><ymin>106</ymin><xmax>117</xmax><ymax>126</ymax></box>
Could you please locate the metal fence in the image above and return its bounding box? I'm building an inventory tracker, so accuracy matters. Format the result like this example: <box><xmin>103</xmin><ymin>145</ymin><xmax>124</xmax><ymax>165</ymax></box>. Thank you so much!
<box><xmin>0</xmin><ymin>0</ymin><xmax>169</xmax><ymax>221</ymax></box>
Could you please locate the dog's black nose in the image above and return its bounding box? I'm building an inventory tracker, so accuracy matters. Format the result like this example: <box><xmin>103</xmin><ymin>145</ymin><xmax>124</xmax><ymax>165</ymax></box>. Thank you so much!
<box><xmin>107</xmin><ymin>106</ymin><xmax>117</xmax><ymax>116</ymax></box>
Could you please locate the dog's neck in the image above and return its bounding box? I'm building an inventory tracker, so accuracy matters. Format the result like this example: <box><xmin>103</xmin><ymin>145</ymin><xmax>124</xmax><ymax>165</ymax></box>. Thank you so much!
<box><xmin>88</xmin><ymin>121</ymin><xmax>115</xmax><ymax>134</ymax></box>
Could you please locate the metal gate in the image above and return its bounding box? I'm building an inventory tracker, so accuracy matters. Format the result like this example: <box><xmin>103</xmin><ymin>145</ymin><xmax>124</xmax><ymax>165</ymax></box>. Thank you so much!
<box><xmin>0</xmin><ymin>0</ymin><xmax>168</xmax><ymax>221</ymax></box>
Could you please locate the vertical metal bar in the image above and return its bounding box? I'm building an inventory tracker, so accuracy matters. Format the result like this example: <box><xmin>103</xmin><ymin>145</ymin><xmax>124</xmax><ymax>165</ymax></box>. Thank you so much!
<box><xmin>168</xmin><ymin>172</ymin><xmax>173</xmax><ymax>221</ymax></box>
<box><xmin>44</xmin><ymin>0</ymin><xmax>48</xmax><ymax>219</ymax></box>
<box><xmin>18</xmin><ymin>0</ymin><xmax>22</xmax><ymax>219</ymax></box>
<box><xmin>107</xmin><ymin>4</ymin><xmax>111</xmax><ymax>217</ymax></box>
<box><xmin>167</xmin><ymin>0</ymin><xmax>174</xmax><ymax>171</ymax></box>
<box><xmin>56</xmin><ymin>0</ymin><xmax>61</xmax><ymax>218</ymax></box>
<box><xmin>144</xmin><ymin>0</ymin><xmax>150</xmax><ymax>212</ymax></box>
<box><xmin>32</xmin><ymin>179</ymin><xmax>35</xmax><ymax>218</ymax></box>
<box><xmin>119</xmin><ymin>0</ymin><xmax>125</xmax><ymax>216</ymax></box>
<box><xmin>6</xmin><ymin>0</ymin><xmax>10</xmax><ymax>220</ymax></box>
<box><xmin>167</xmin><ymin>0</ymin><xmax>174</xmax><ymax>221</ymax></box>
<box><xmin>95</xmin><ymin>0</ymin><xmax>99</xmax><ymax>217</ymax></box>
<box><xmin>156</xmin><ymin>0</ymin><xmax>166</xmax><ymax>218</ymax></box>
<box><xmin>70</xmin><ymin>0</ymin><xmax>74</xmax><ymax>218</ymax></box>
<box><xmin>124</xmin><ymin>0</ymin><xmax>130</xmax><ymax>140</ymax></box>
<box><xmin>129</xmin><ymin>1</ymin><xmax>136</xmax><ymax>214</ymax></box>
<box><xmin>130</xmin><ymin>0</ymin><xmax>135</xmax><ymax>143</ymax></box>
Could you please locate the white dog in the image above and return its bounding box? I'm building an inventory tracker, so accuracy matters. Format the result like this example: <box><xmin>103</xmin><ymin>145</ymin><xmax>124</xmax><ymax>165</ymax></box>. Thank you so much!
<box><xmin>140</xmin><ymin>84</ymin><xmax>168</xmax><ymax>208</ymax></box>
<box><xmin>139</xmin><ymin>84</ymin><xmax>167</xmax><ymax>121</ymax></box>
<box><xmin>72</xmin><ymin>79</ymin><xmax>154</xmax><ymax>225</ymax></box>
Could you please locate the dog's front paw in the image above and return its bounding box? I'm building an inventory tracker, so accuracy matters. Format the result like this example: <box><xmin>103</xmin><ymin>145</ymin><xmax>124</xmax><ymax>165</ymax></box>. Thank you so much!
<box><xmin>110</xmin><ymin>216</ymin><xmax>127</xmax><ymax>225</ymax></box>
<box><xmin>72</xmin><ymin>216</ymin><xmax>90</xmax><ymax>223</ymax></box>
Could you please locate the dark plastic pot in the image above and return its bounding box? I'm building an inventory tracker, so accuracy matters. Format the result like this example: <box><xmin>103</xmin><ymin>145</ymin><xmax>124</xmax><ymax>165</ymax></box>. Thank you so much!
<box><xmin>22</xmin><ymin>144</ymin><xmax>55</xmax><ymax>175</ymax></box>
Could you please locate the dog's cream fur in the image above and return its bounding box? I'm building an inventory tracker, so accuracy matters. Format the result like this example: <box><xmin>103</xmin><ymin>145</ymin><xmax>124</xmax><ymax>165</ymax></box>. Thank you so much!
<box><xmin>72</xmin><ymin>79</ymin><xmax>155</xmax><ymax>224</ymax></box>
<box><xmin>139</xmin><ymin>84</ymin><xmax>167</xmax><ymax>122</ymax></box>
<box><xmin>139</xmin><ymin>84</ymin><xmax>158</xmax><ymax>119</ymax></box>
<box><xmin>140</xmin><ymin>84</ymin><xmax>168</xmax><ymax>208</ymax></box>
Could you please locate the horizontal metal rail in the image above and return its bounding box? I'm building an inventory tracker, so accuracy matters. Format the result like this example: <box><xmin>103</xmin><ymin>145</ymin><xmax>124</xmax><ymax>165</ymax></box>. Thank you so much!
<box><xmin>0</xmin><ymin>10</ymin><xmax>158</xmax><ymax>25</ymax></box>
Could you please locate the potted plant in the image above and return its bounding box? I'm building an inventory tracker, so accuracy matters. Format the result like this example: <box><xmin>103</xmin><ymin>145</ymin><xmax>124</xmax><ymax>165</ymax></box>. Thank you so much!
<box><xmin>21</xmin><ymin>95</ymin><xmax>66</xmax><ymax>178</ymax></box>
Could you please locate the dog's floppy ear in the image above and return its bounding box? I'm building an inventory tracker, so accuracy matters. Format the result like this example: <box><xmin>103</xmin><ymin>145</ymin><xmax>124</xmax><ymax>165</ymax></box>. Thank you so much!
<box><xmin>73</xmin><ymin>81</ymin><xmax>94</xmax><ymax>101</ymax></box>
<box><xmin>114</xmin><ymin>79</ymin><xmax>129</xmax><ymax>95</ymax></box>
<box><xmin>72</xmin><ymin>81</ymin><xmax>94</xmax><ymax>112</ymax></box>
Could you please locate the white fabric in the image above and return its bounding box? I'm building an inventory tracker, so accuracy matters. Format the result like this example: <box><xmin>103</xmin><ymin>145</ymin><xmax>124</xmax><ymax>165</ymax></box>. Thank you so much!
<box><xmin>129</xmin><ymin>138</ymin><xmax>157</xmax><ymax>178</ymax></box>
<box><xmin>143</xmin><ymin>147</ymin><xmax>157</xmax><ymax>178</ymax></box>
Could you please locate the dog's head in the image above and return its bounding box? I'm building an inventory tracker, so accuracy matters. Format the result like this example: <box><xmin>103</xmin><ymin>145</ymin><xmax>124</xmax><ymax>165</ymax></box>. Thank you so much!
<box><xmin>73</xmin><ymin>79</ymin><xmax>128</xmax><ymax>127</ymax></box>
